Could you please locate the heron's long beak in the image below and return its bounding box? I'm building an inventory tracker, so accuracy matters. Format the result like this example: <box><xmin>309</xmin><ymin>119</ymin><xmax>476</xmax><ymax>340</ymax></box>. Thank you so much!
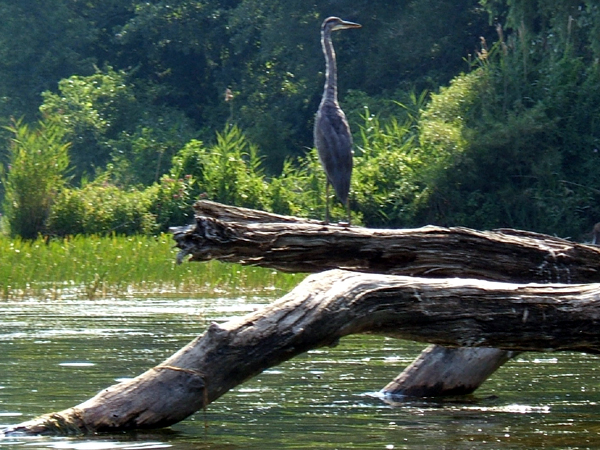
<box><xmin>333</xmin><ymin>20</ymin><xmax>361</xmax><ymax>31</ymax></box>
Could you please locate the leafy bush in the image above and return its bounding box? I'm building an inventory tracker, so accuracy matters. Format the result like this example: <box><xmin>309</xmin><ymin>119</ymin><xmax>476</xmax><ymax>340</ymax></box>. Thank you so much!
<box><xmin>40</xmin><ymin>67</ymin><xmax>195</xmax><ymax>185</ymax></box>
<box><xmin>106</xmin><ymin>107</ymin><xmax>197</xmax><ymax>186</ymax></box>
<box><xmin>352</xmin><ymin>103</ymin><xmax>424</xmax><ymax>227</ymax></box>
<box><xmin>408</xmin><ymin>70</ymin><xmax>486</xmax><ymax>225</ymax></box>
<box><xmin>147</xmin><ymin>174</ymin><xmax>196</xmax><ymax>231</ymax></box>
<box><xmin>401</xmin><ymin>25</ymin><xmax>600</xmax><ymax>238</ymax></box>
<box><xmin>269</xmin><ymin>150</ymin><xmax>329</xmax><ymax>220</ymax></box>
<box><xmin>171</xmin><ymin>126</ymin><xmax>270</xmax><ymax>210</ymax></box>
<box><xmin>46</xmin><ymin>179</ymin><xmax>156</xmax><ymax>236</ymax></box>
<box><xmin>0</xmin><ymin>118</ymin><xmax>70</xmax><ymax>238</ymax></box>
<box><xmin>39</xmin><ymin>68</ymin><xmax>136</xmax><ymax>179</ymax></box>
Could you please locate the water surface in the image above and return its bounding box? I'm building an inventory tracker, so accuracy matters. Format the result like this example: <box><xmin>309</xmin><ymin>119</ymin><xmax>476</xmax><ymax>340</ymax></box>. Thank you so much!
<box><xmin>1</xmin><ymin>296</ymin><xmax>600</xmax><ymax>449</ymax></box>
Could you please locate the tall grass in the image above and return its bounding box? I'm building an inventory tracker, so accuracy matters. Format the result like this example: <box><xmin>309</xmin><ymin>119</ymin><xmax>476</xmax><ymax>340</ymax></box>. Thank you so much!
<box><xmin>0</xmin><ymin>118</ymin><xmax>70</xmax><ymax>238</ymax></box>
<box><xmin>0</xmin><ymin>234</ymin><xmax>305</xmax><ymax>300</ymax></box>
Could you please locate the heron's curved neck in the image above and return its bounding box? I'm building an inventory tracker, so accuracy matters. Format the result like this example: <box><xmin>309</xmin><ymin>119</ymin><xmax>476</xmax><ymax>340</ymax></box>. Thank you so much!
<box><xmin>321</xmin><ymin>29</ymin><xmax>338</xmax><ymax>103</ymax></box>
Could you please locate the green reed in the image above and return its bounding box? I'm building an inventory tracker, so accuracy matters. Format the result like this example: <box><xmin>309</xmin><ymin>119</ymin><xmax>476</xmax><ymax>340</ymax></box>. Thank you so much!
<box><xmin>0</xmin><ymin>234</ymin><xmax>306</xmax><ymax>299</ymax></box>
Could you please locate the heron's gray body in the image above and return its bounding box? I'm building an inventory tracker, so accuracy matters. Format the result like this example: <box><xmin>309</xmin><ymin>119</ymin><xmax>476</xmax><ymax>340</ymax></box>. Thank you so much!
<box><xmin>314</xmin><ymin>98</ymin><xmax>353</xmax><ymax>205</ymax></box>
<box><xmin>314</xmin><ymin>17</ymin><xmax>360</xmax><ymax>222</ymax></box>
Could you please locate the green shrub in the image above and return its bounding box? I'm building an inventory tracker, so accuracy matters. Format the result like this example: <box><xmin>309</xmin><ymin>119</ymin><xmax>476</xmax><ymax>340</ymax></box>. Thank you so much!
<box><xmin>269</xmin><ymin>151</ymin><xmax>328</xmax><ymax>220</ymax></box>
<box><xmin>0</xmin><ymin>118</ymin><xmax>70</xmax><ymax>238</ymax></box>
<box><xmin>47</xmin><ymin>179</ymin><xmax>155</xmax><ymax>236</ymax></box>
<box><xmin>40</xmin><ymin>67</ymin><xmax>195</xmax><ymax>186</ymax></box>
<box><xmin>147</xmin><ymin>174</ymin><xmax>196</xmax><ymax>231</ymax></box>
<box><xmin>106</xmin><ymin>107</ymin><xmax>197</xmax><ymax>186</ymax></box>
<box><xmin>40</xmin><ymin>68</ymin><xmax>136</xmax><ymax>180</ymax></box>
<box><xmin>352</xmin><ymin>107</ymin><xmax>423</xmax><ymax>227</ymax></box>
<box><xmin>171</xmin><ymin>126</ymin><xmax>270</xmax><ymax>210</ymax></box>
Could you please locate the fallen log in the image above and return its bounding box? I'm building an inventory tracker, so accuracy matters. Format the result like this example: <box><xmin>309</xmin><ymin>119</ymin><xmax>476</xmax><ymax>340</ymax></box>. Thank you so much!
<box><xmin>172</xmin><ymin>201</ymin><xmax>600</xmax><ymax>397</ymax></box>
<box><xmin>5</xmin><ymin>269</ymin><xmax>600</xmax><ymax>436</ymax></box>
<box><xmin>173</xmin><ymin>201</ymin><xmax>600</xmax><ymax>284</ymax></box>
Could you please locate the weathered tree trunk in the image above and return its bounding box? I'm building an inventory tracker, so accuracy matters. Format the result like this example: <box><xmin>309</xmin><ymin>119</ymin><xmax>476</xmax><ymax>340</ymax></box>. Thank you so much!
<box><xmin>173</xmin><ymin>201</ymin><xmax>600</xmax><ymax>284</ymax></box>
<box><xmin>5</xmin><ymin>269</ymin><xmax>600</xmax><ymax>436</ymax></box>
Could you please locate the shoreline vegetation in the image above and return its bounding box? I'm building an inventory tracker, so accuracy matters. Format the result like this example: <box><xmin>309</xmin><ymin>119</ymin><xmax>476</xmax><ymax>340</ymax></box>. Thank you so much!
<box><xmin>3</xmin><ymin>4</ymin><xmax>600</xmax><ymax>242</ymax></box>
<box><xmin>0</xmin><ymin>233</ymin><xmax>305</xmax><ymax>300</ymax></box>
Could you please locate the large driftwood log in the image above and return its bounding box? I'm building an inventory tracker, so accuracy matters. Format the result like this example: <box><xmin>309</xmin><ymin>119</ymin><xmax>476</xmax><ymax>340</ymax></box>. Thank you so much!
<box><xmin>173</xmin><ymin>201</ymin><xmax>600</xmax><ymax>283</ymax></box>
<box><xmin>172</xmin><ymin>201</ymin><xmax>600</xmax><ymax>397</ymax></box>
<box><xmin>5</xmin><ymin>269</ymin><xmax>600</xmax><ymax>436</ymax></box>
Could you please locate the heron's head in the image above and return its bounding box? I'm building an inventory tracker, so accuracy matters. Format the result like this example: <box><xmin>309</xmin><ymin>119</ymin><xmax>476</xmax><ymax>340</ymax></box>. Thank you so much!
<box><xmin>322</xmin><ymin>17</ymin><xmax>361</xmax><ymax>33</ymax></box>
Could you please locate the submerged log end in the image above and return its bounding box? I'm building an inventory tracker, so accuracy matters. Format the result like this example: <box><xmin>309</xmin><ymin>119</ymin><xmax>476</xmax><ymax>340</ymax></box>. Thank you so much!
<box><xmin>3</xmin><ymin>362</ymin><xmax>208</xmax><ymax>436</ymax></box>
<box><xmin>2</xmin><ymin>409</ymin><xmax>86</xmax><ymax>436</ymax></box>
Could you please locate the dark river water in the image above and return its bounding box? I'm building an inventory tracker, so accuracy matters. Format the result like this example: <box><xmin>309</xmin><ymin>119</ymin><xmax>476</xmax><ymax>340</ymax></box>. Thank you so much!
<box><xmin>1</xmin><ymin>295</ymin><xmax>600</xmax><ymax>449</ymax></box>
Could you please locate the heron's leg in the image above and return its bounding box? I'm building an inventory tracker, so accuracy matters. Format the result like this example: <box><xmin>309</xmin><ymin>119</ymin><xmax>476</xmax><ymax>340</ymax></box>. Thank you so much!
<box><xmin>325</xmin><ymin>181</ymin><xmax>330</xmax><ymax>224</ymax></box>
<box><xmin>345</xmin><ymin>198</ymin><xmax>351</xmax><ymax>226</ymax></box>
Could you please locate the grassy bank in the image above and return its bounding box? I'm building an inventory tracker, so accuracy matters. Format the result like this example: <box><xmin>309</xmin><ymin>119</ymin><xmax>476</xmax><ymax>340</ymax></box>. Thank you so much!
<box><xmin>0</xmin><ymin>234</ymin><xmax>306</xmax><ymax>300</ymax></box>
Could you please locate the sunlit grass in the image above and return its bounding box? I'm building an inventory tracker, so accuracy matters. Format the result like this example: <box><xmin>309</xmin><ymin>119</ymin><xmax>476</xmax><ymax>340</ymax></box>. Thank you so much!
<box><xmin>0</xmin><ymin>233</ymin><xmax>306</xmax><ymax>300</ymax></box>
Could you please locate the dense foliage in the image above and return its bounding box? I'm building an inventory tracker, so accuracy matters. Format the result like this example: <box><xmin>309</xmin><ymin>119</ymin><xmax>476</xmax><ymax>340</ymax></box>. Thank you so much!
<box><xmin>1</xmin><ymin>1</ymin><xmax>600</xmax><ymax>241</ymax></box>
<box><xmin>419</xmin><ymin>0</ymin><xmax>600</xmax><ymax>238</ymax></box>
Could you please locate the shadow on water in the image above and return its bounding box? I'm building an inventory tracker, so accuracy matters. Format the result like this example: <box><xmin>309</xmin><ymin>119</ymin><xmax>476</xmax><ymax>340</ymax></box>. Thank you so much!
<box><xmin>2</xmin><ymin>296</ymin><xmax>600</xmax><ymax>449</ymax></box>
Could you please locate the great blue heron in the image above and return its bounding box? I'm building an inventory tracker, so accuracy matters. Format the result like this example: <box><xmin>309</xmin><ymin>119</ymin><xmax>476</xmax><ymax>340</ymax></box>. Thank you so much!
<box><xmin>314</xmin><ymin>16</ymin><xmax>361</xmax><ymax>224</ymax></box>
